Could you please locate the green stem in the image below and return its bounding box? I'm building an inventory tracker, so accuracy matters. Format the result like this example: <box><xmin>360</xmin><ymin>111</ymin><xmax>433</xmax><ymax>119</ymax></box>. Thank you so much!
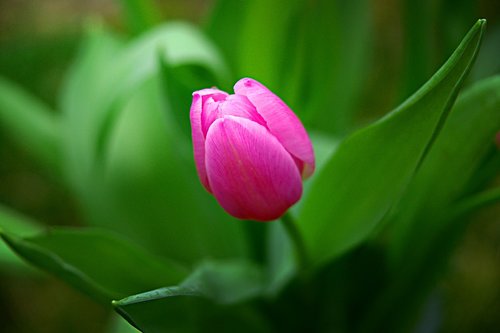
<box><xmin>281</xmin><ymin>212</ymin><xmax>309</xmax><ymax>271</ymax></box>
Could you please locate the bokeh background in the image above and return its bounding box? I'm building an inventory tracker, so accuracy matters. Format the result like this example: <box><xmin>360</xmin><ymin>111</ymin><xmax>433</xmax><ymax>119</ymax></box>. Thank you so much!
<box><xmin>0</xmin><ymin>0</ymin><xmax>499</xmax><ymax>332</ymax></box>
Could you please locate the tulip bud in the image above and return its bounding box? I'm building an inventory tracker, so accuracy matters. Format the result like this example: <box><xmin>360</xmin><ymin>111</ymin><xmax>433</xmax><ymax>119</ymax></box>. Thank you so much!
<box><xmin>190</xmin><ymin>78</ymin><xmax>315</xmax><ymax>221</ymax></box>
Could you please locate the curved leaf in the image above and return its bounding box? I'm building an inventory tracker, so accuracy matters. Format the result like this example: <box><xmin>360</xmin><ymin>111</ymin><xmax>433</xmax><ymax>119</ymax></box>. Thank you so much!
<box><xmin>114</xmin><ymin>260</ymin><xmax>270</xmax><ymax>333</ymax></box>
<box><xmin>93</xmin><ymin>75</ymin><xmax>249</xmax><ymax>264</ymax></box>
<box><xmin>298</xmin><ymin>0</ymin><xmax>372</xmax><ymax>134</ymax></box>
<box><xmin>60</xmin><ymin>24</ymin><xmax>124</xmax><ymax>192</ymax></box>
<box><xmin>60</xmin><ymin>22</ymin><xmax>248</xmax><ymax>264</ymax></box>
<box><xmin>61</xmin><ymin>22</ymin><xmax>229</xmax><ymax>193</ymax></box>
<box><xmin>388</xmin><ymin>74</ymin><xmax>500</xmax><ymax>267</ymax></box>
<box><xmin>0</xmin><ymin>227</ymin><xmax>187</xmax><ymax>303</ymax></box>
<box><xmin>297</xmin><ymin>19</ymin><xmax>486</xmax><ymax>269</ymax></box>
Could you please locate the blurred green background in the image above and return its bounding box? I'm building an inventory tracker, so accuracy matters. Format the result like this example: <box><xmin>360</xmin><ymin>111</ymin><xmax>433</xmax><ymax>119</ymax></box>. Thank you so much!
<box><xmin>0</xmin><ymin>0</ymin><xmax>499</xmax><ymax>332</ymax></box>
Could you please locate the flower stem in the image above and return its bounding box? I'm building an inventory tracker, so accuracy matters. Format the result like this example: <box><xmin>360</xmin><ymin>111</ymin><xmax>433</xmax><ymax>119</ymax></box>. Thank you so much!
<box><xmin>281</xmin><ymin>212</ymin><xmax>309</xmax><ymax>272</ymax></box>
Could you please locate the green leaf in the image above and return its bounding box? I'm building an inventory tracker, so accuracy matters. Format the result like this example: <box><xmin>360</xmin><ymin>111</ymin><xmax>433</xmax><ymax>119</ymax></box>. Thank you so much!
<box><xmin>207</xmin><ymin>0</ymin><xmax>372</xmax><ymax>135</ymax></box>
<box><xmin>388</xmin><ymin>74</ymin><xmax>500</xmax><ymax>267</ymax></box>
<box><xmin>204</xmin><ymin>0</ymin><xmax>247</xmax><ymax>77</ymax></box>
<box><xmin>93</xmin><ymin>75</ymin><xmax>249</xmax><ymax>264</ymax></box>
<box><xmin>60</xmin><ymin>23</ymin><xmax>125</xmax><ymax>193</ymax></box>
<box><xmin>297</xmin><ymin>19</ymin><xmax>486</xmax><ymax>269</ymax></box>
<box><xmin>60</xmin><ymin>23</ymin><xmax>247</xmax><ymax>265</ymax></box>
<box><xmin>0</xmin><ymin>205</ymin><xmax>44</xmax><ymax>237</ymax></box>
<box><xmin>0</xmin><ymin>205</ymin><xmax>43</xmax><ymax>270</ymax></box>
<box><xmin>0</xmin><ymin>77</ymin><xmax>61</xmax><ymax>174</ymax></box>
<box><xmin>357</xmin><ymin>76</ymin><xmax>500</xmax><ymax>333</ymax></box>
<box><xmin>359</xmin><ymin>188</ymin><xmax>500</xmax><ymax>333</ymax></box>
<box><xmin>398</xmin><ymin>0</ymin><xmax>440</xmax><ymax>100</ymax></box>
<box><xmin>0</xmin><ymin>34</ymin><xmax>78</xmax><ymax>106</ymax></box>
<box><xmin>114</xmin><ymin>260</ymin><xmax>271</xmax><ymax>333</ymax></box>
<box><xmin>117</xmin><ymin>0</ymin><xmax>161</xmax><ymax>36</ymax></box>
<box><xmin>0</xmin><ymin>227</ymin><xmax>187</xmax><ymax>303</ymax></box>
<box><xmin>290</xmin><ymin>132</ymin><xmax>339</xmax><ymax>218</ymax></box>
<box><xmin>107</xmin><ymin>314</ymin><xmax>141</xmax><ymax>333</ymax></box>
<box><xmin>470</xmin><ymin>26</ymin><xmax>500</xmax><ymax>82</ymax></box>
<box><xmin>62</xmin><ymin>22</ymin><xmax>230</xmax><ymax>191</ymax></box>
<box><xmin>159</xmin><ymin>60</ymin><xmax>221</xmax><ymax>141</ymax></box>
<box><xmin>264</xmin><ymin>222</ymin><xmax>295</xmax><ymax>296</ymax></box>
<box><xmin>266</xmin><ymin>133</ymin><xmax>339</xmax><ymax>295</ymax></box>
<box><xmin>296</xmin><ymin>0</ymin><xmax>372</xmax><ymax>135</ymax></box>
<box><xmin>223</xmin><ymin>0</ymin><xmax>302</xmax><ymax>90</ymax></box>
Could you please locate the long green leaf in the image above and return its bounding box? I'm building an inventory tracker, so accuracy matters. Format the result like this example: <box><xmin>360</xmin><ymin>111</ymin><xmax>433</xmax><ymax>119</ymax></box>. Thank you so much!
<box><xmin>114</xmin><ymin>260</ymin><xmax>271</xmax><ymax>333</ymax></box>
<box><xmin>353</xmin><ymin>75</ymin><xmax>500</xmax><ymax>333</ymax></box>
<box><xmin>388</xmin><ymin>74</ymin><xmax>500</xmax><ymax>267</ymax></box>
<box><xmin>297</xmin><ymin>19</ymin><xmax>486</xmax><ymax>269</ymax></box>
<box><xmin>0</xmin><ymin>227</ymin><xmax>187</xmax><ymax>303</ymax></box>
<box><xmin>60</xmin><ymin>23</ymin><xmax>247</xmax><ymax>264</ymax></box>
<box><xmin>60</xmin><ymin>24</ymin><xmax>124</xmax><ymax>192</ymax></box>
<box><xmin>204</xmin><ymin>0</ymin><xmax>247</xmax><ymax>78</ymax></box>
<box><xmin>359</xmin><ymin>189</ymin><xmax>500</xmax><ymax>333</ymax></box>
<box><xmin>236</xmin><ymin>0</ymin><xmax>301</xmax><ymax>90</ymax></box>
<box><xmin>62</xmin><ymin>22</ymin><xmax>229</xmax><ymax>191</ymax></box>
<box><xmin>159</xmin><ymin>59</ymin><xmax>222</xmax><ymax>141</ymax></box>
<box><xmin>398</xmin><ymin>0</ymin><xmax>439</xmax><ymax>100</ymax></box>
<box><xmin>0</xmin><ymin>77</ymin><xmax>61</xmax><ymax>173</ymax></box>
<box><xmin>206</xmin><ymin>0</ymin><xmax>371</xmax><ymax>135</ymax></box>
<box><xmin>93</xmin><ymin>75</ymin><xmax>249</xmax><ymax>264</ymax></box>
<box><xmin>299</xmin><ymin>0</ymin><xmax>372</xmax><ymax>134</ymax></box>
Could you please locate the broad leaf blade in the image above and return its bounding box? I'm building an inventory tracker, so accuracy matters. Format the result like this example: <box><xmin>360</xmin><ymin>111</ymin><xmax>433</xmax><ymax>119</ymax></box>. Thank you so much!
<box><xmin>0</xmin><ymin>227</ymin><xmax>187</xmax><ymax>303</ymax></box>
<box><xmin>63</xmin><ymin>22</ymin><xmax>229</xmax><ymax>190</ymax></box>
<box><xmin>235</xmin><ymin>0</ymin><xmax>301</xmax><ymax>90</ymax></box>
<box><xmin>204</xmin><ymin>0</ymin><xmax>247</xmax><ymax>78</ymax></box>
<box><xmin>360</xmin><ymin>76</ymin><xmax>500</xmax><ymax>331</ymax></box>
<box><xmin>96</xmin><ymin>75</ymin><xmax>249</xmax><ymax>264</ymax></box>
<box><xmin>61</xmin><ymin>23</ymin><xmax>248</xmax><ymax>265</ymax></box>
<box><xmin>298</xmin><ymin>19</ymin><xmax>486</xmax><ymax>268</ymax></box>
<box><xmin>299</xmin><ymin>0</ymin><xmax>372</xmax><ymax>135</ymax></box>
<box><xmin>60</xmin><ymin>24</ymin><xmax>124</xmax><ymax>192</ymax></box>
<box><xmin>398</xmin><ymin>0</ymin><xmax>439</xmax><ymax>100</ymax></box>
<box><xmin>388</xmin><ymin>74</ymin><xmax>500</xmax><ymax>267</ymax></box>
<box><xmin>114</xmin><ymin>260</ymin><xmax>270</xmax><ymax>333</ymax></box>
<box><xmin>159</xmin><ymin>60</ymin><xmax>222</xmax><ymax>141</ymax></box>
<box><xmin>61</xmin><ymin>22</ymin><xmax>229</xmax><ymax>192</ymax></box>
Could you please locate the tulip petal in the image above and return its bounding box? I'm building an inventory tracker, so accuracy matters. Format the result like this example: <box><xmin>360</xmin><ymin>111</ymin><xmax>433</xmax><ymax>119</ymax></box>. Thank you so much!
<box><xmin>234</xmin><ymin>78</ymin><xmax>315</xmax><ymax>178</ymax></box>
<box><xmin>190</xmin><ymin>88</ymin><xmax>228</xmax><ymax>192</ymax></box>
<box><xmin>201</xmin><ymin>94</ymin><xmax>267</xmax><ymax>136</ymax></box>
<box><xmin>205</xmin><ymin>115</ymin><xmax>302</xmax><ymax>221</ymax></box>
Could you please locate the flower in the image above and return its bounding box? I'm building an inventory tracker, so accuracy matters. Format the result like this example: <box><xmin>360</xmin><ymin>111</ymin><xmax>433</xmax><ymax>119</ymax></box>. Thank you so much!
<box><xmin>190</xmin><ymin>78</ymin><xmax>315</xmax><ymax>221</ymax></box>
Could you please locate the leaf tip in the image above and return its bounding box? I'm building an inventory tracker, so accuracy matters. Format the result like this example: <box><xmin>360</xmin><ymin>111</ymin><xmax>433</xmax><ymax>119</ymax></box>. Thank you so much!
<box><xmin>475</xmin><ymin>19</ymin><xmax>487</xmax><ymax>34</ymax></box>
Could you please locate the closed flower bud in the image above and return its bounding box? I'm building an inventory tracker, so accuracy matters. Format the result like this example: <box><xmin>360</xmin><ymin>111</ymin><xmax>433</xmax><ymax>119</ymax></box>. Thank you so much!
<box><xmin>190</xmin><ymin>78</ymin><xmax>315</xmax><ymax>221</ymax></box>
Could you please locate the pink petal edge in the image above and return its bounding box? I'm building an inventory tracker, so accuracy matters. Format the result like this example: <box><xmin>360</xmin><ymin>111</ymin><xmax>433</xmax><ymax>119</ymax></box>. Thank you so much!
<box><xmin>234</xmin><ymin>78</ymin><xmax>315</xmax><ymax>178</ymax></box>
<box><xmin>201</xmin><ymin>94</ymin><xmax>267</xmax><ymax>136</ymax></box>
<box><xmin>190</xmin><ymin>88</ymin><xmax>229</xmax><ymax>192</ymax></box>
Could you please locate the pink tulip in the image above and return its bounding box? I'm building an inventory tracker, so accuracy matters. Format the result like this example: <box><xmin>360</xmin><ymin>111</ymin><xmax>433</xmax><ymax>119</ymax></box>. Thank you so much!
<box><xmin>190</xmin><ymin>78</ymin><xmax>315</xmax><ymax>222</ymax></box>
